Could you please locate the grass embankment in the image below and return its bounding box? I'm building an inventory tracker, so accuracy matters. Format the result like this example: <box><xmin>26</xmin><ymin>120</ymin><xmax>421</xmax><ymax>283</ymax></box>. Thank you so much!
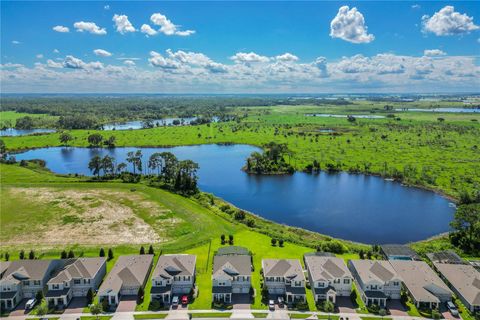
<box><xmin>3</xmin><ymin>103</ymin><xmax>479</xmax><ymax>199</ymax></box>
<box><xmin>0</xmin><ymin>163</ymin><xmax>362</xmax><ymax>313</ymax></box>
<box><xmin>133</xmin><ymin>314</ymin><xmax>168</xmax><ymax>319</ymax></box>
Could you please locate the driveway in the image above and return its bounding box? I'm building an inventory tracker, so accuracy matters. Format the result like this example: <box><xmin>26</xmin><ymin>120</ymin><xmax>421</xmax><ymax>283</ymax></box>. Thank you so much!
<box><xmin>116</xmin><ymin>295</ymin><xmax>137</xmax><ymax>312</ymax></box>
<box><xmin>336</xmin><ymin>297</ymin><xmax>356</xmax><ymax>313</ymax></box>
<box><xmin>8</xmin><ymin>299</ymin><xmax>30</xmax><ymax>317</ymax></box>
<box><xmin>64</xmin><ymin>297</ymin><xmax>87</xmax><ymax>314</ymax></box>
<box><xmin>232</xmin><ymin>294</ymin><xmax>251</xmax><ymax>310</ymax></box>
<box><xmin>387</xmin><ymin>300</ymin><xmax>408</xmax><ymax>316</ymax></box>
<box><xmin>441</xmin><ymin>306</ymin><xmax>460</xmax><ymax>320</ymax></box>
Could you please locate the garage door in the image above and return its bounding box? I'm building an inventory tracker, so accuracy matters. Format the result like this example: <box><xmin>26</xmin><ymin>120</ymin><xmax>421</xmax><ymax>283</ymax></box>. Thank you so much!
<box><xmin>121</xmin><ymin>288</ymin><xmax>138</xmax><ymax>295</ymax></box>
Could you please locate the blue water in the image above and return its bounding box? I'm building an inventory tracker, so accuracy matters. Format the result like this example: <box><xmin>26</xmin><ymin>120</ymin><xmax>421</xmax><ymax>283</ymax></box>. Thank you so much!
<box><xmin>102</xmin><ymin>117</ymin><xmax>198</xmax><ymax>130</ymax></box>
<box><xmin>395</xmin><ymin>108</ymin><xmax>480</xmax><ymax>113</ymax></box>
<box><xmin>12</xmin><ymin>144</ymin><xmax>454</xmax><ymax>244</ymax></box>
<box><xmin>305</xmin><ymin>114</ymin><xmax>385</xmax><ymax>119</ymax></box>
<box><xmin>0</xmin><ymin>128</ymin><xmax>56</xmax><ymax>136</ymax></box>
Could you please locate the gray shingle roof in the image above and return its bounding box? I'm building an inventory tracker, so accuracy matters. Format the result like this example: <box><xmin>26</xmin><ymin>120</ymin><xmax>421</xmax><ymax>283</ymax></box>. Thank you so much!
<box><xmin>262</xmin><ymin>259</ymin><xmax>304</xmax><ymax>282</ymax></box>
<box><xmin>48</xmin><ymin>258</ymin><xmax>106</xmax><ymax>284</ymax></box>
<box><xmin>380</xmin><ymin>245</ymin><xmax>420</xmax><ymax>260</ymax></box>
<box><xmin>434</xmin><ymin>262</ymin><xmax>480</xmax><ymax>306</ymax></box>
<box><xmin>349</xmin><ymin>260</ymin><xmax>400</xmax><ymax>284</ymax></box>
<box><xmin>213</xmin><ymin>255</ymin><xmax>251</xmax><ymax>279</ymax></box>
<box><xmin>305</xmin><ymin>256</ymin><xmax>352</xmax><ymax>282</ymax></box>
<box><xmin>98</xmin><ymin>255</ymin><xmax>153</xmax><ymax>295</ymax></box>
<box><xmin>390</xmin><ymin>260</ymin><xmax>452</xmax><ymax>304</ymax></box>
<box><xmin>0</xmin><ymin>262</ymin><xmax>11</xmax><ymax>278</ymax></box>
<box><xmin>152</xmin><ymin>254</ymin><xmax>196</xmax><ymax>279</ymax></box>
<box><xmin>0</xmin><ymin>260</ymin><xmax>57</xmax><ymax>284</ymax></box>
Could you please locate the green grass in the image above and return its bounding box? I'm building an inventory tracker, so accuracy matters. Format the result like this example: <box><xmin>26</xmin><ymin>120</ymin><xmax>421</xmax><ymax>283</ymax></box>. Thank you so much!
<box><xmin>252</xmin><ymin>312</ymin><xmax>268</xmax><ymax>318</ymax></box>
<box><xmin>79</xmin><ymin>316</ymin><xmax>113</xmax><ymax>320</ymax></box>
<box><xmin>0</xmin><ymin>111</ymin><xmax>58</xmax><ymax>128</ymax></box>
<box><xmin>133</xmin><ymin>314</ymin><xmax>168</xmax><ymax>319</ymax></box>
<box><xmin>190</xmin><ymin>312</ymin><xmax>232</xmax><ymax>318</ymax></box>
<box><xmin>317</xmin><ymin>316</ymin><xmax>340</xmax><ymax>320</ymax></box>
<box><xmin>289</xmin><ymin>313</ymin><xmax>312</xmax><ymax>319</ymax></box>
<box><xmin>26</xmin><ymin>318</ymin><xmax>60</xmax><ymax>320</ymax></box>
<box><xmin>360</xmin><ymin>317</ymin><xmax>392</xmax><ymax>320</ymax></box>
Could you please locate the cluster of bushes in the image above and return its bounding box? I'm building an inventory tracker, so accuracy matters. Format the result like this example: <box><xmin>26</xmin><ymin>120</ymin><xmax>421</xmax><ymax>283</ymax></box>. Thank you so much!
<box><xmin>244</xmin><ymin>142</ymin><xmax>294</xmax><ymax>175</ymax></box>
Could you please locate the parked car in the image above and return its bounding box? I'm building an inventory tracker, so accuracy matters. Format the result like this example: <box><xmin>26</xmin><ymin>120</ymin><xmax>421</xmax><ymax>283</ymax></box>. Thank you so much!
<box><xmin>446</xmin><ymin>301</ymin><xmax>459</xmax><ymax>317</ymax></box>
<box><xmin>277</xmin><ymin>296</ymin><xmax>284</xmax><ymax>307</ymax></box>
<box><xmin>269</xmin><ymin>300</ymin><xmax>275</xmax><ymax>310</ymax></box>
<box><xmin>172</xmin><ymin>296</ymin><xmax>179</xmax><ymax>307</ymax></box>
<box><xmin>25</xmin><ymin>298</ymin><xmax>37</xmax><ymax>310</ymax></box>
<box><xmin>181</xmin><ymin>295</ymin><xmax>189</xmax><ymax>305</ymax></box>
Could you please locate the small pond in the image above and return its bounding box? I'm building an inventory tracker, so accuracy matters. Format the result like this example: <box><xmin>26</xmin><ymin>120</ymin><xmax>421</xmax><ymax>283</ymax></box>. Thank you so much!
<box><xmin>305</xmin><ymin>114</ymin><xmax>385</xmax><ymax>119</ymax></box>
<box><xmin>12</xmin><ymin>144</ymin><xmax>454</xmax><ymax>244</ymax></box>
<box><xmin>395</xmin><ymin>108</ymin><xmax>480</xmax><ymax>113</ymax></box>
<box><xmin>0</xmin><ymin>128</ymin><xmax>56</xmax><ymax>137</ymax></box>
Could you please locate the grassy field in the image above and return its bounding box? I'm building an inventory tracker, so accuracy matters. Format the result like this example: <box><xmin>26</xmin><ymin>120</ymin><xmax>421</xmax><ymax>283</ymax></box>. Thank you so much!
<box><xmin>0</xmin><ymin>111</ymin><xmax>58</xmax><ymax>128</ymax></box>
<box><xmin>3</xmin><ymin>103</ymin><xmax>479</xmax><ymax>199</ymax></box>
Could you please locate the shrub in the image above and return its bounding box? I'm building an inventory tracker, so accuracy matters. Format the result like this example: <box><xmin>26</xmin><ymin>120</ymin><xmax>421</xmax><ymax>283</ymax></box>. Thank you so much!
<box><xmin>108</xmin><ymin>248</ymin><xmax>114</xmax><ymax>260</ymax></box>
<box><xmin>271</xmin><ymin>238</ymin><xmax>277</xmax><ymax>246</ymax></box>
<box><xmin>234</xmin><ymin>210</ymin><xmax>246</xmax><ymax>220</ymax></box>
<box><xmin>99</xmin><ymin>248</ymin><xmax>105</xmax><ymax>257</ymax></box>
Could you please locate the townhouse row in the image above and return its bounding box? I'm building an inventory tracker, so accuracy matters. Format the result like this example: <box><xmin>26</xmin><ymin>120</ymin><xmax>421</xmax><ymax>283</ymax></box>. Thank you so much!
<box><xmin>1</xmin><ymin>247</ymin><xmax>478</xmax><ymax>313</ymax></box>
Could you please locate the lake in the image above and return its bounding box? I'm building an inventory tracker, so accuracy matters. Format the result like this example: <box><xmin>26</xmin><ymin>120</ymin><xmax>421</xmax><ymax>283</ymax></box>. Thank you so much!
<box><xmin>12</xmin><ymin>144</ymin><xmax>454</xmax><ymax>244</ymax></box>
<box><xmin>0</xmin><ymin>128</ymin><xmax>56</xmax><ymax>136</ymax></box>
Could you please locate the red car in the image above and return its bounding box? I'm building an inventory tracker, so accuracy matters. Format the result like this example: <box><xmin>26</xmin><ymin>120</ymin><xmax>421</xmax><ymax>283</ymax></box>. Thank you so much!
<box><xmin>181</xmin><ymin>295</ymin><xmax>189</xmax><ymax>305</ymax></box>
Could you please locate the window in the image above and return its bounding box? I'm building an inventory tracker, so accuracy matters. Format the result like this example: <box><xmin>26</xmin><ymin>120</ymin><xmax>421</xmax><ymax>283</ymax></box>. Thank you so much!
<box><xmin>85</xmin><ymin>279</ymin><xmax>91</xmax><ymax>284</ymax></box>
<box><xmin>334</xmin><ymin>279</ymin><xmax>340</xmax><ymax>284</ymax></box>
<box><xmin>370</xmin><ymin>285</ymin><xmax>378</xmax><ymax>290</ymax></box>
<box><xmin>74</xmin><ymin>279</ymin><xmax>81</xmax><ymax>285</ymax></box>
<box><xmin>22</xmin><ymin>280</ymin><xmax>29</xmax><ymax>286</ymax></box>
<box><xmin>34</xmin><ymin>280</ymin><xmax>41</xmax><ymax>286</ymax></box>
<box><xmin>318</xmin><ymin>282</ymin><xmax>325</xmax><ymax>288</ymax></box>
<box><xmin>344</xmin><ymin>279</ymin><xmax>350</xmax><ymax>284</ymax></box>
<box><xmin>393</xmin><ymin>282</ymin><xmax>399</xmax><ymax>286</ymax></box>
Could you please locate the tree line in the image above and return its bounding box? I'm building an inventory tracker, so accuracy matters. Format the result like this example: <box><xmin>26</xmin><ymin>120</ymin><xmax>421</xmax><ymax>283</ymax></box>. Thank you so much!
<box><xmin>87</xmin><ymin>150</ymin><xmax>199</xmax><ymax>194</ymax></box>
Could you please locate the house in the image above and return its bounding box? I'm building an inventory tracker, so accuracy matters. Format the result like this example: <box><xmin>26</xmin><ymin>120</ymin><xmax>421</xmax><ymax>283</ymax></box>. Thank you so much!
<box><xmin>98</xmin><ymin>255</ymin><xmax>153</xmax><ymax>306</ymax></box>
<box><xmin>212</xmin><ymin>251</ymin><xmax>251</xmax><ymax>303</ymax></box>
<box><xmin>380</xmin><ymin>245</ymin><xmax>420</xmax><ymax>261</ymax></box>
<box><xmin>0</xmin><ymin>259</ymin><xmax>60</xmax><ymax>310</ymax></box>
<box><xmin>390</xmin><ymin>260</ymin><xmax>452</xmax><ymax>309</ymax></box>
<box><xmin>433</xmin><ymin>262</ymin><xmax>480</xmax><ymax>313</ymax></box>
<box><xmin>150</xmin><ymin>254</ymin><xmax>196</xmax><ymax>304</ymax></box>
<box><xmin>427</xmin><ymin>251</ymin><xmax>465</xmax><ymax>265</ymax></box>
<box><xmin>45</xmin><ymin>258</ymin><xmax>106</xmax><ymax>308</ymax></box>
<box><xmin>348</xmin><ymin>260</ymin><xmax>402</xmax><ymax>307</ymax></box>
<box><xmin>304</xmin><ymin>255</ymin><xmax>352</xmax><ymax>304</ymax></box>
<box><xmin>262</xmin><ymin>259</ymin><xmax>306</xmax><ymax>303</ymax></box>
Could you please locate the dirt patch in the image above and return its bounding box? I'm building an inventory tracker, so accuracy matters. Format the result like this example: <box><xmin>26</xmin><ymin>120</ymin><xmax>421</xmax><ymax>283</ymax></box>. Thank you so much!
<box><xmin>3</xmin><ymin>187</ymin><xmax>177</xmax><ymax>245</ymax></box>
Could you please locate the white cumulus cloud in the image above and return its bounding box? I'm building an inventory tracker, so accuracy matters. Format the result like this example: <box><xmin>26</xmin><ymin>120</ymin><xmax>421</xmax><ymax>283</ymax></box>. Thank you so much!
<box><xmin>422</xmin><ymin>6</ymin><xmax>479</xmax><ymax>36</ymax></box>
<box><xmin>330</xmin><ymin>6</ymin><xmax>375</xmax><ymax>44</ymax></box>
<box><xmin>63</xmin><ymin>55</ymin><xmax>104</xmax><ymax>70</ymax></box>
<box><xmin>123</xmin><ymin>60</ymin><xmax>136</xmax><ymax>67</ymax></box>
<box><xmin>231</xmin><ymin>52</ymin><xmax>270</xmax><ymax>64</ymax></box>
<box><xmin>141</xmin><ymin>24</ymin><xmax>158</xmax><ymax>36</ymax></box>
<box><xmin>36</xmin><ymin>54</ymin><xmax>44</xmax><ymax>59</ymax></box>
<box><xmin>73</xmin><ymin>21</ymin><xmax>107</xmax><ymax>35</ymax></box>
<box><xmin>94</xmin><ymin>49</ymin><xmax>112</xmax><ymax>57</ymax></box>
<box><xmin>112</xmin><ymin>14</ymin><xmax>136</xmax><ymax>34</ymax></box>
<box><xmin>11</xmin><ymin>40</ymin><xmax>21</xmax><ymax>45</ymax></box>
<box><xmin>276</xmin><ymin>53</ymin><xmax>299</xmax><ymax>62</ymax></box>
<box><xmin>424</xmin><ymin>49</ymin><xmax>446</xmax><ymax>57</ymax></box>
<box><xmin>149</xmin><ymin>13</ymin><xmax>195</xmax><ymax>36</ymax></box>
<box><xmin>53</xmin><ymin>25</ymin><xmax>70</xmax><ymax>33</ymax></box>
<box><xmin>46</xmin><ymin>59</ymin><xmax>63</xmax><ymax>68</ymax></box>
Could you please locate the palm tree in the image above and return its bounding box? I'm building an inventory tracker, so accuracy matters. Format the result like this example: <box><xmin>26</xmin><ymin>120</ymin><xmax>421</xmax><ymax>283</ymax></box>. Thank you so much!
<box><xmin>102</xmin><ymin>155</ymin><xmax>114</xmax><ymax>176</ymax></box>
<box><xmin>116</xmin><ymin>162</ymin><xmax>127</xmax><ymax>174</ymax></box>
<box><xmin>88</xmin><ymin>155</ymin><xmax>102</xmax><ymax>177</ymax></box>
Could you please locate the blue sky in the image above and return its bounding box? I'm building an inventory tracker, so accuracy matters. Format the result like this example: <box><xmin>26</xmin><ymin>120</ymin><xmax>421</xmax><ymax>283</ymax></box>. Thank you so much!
<box><xmin>1</xmin><ymin>1</ymin><xmax>479</xmax><ymax>93</ymax></box>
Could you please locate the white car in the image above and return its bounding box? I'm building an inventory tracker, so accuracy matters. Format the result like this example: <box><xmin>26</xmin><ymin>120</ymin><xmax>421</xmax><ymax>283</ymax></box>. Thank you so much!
<box><xmin>446</xmin><ymin>301</ymin><xmax>459</xmax><ymax>317</ymax></box>
<box><xmin>25</xmin><ymin>298</ymin><xmax>37</xmax><ymax>310</ymax></box>
<box><xmin>172</xmin><ymin>296</ymin><xmax>179</xmax><ymax>307</ymax></box>
<box><xmin>269</xmin><ymin>300</ymin><xmax>275</xmax><ymax>310</ymax></box>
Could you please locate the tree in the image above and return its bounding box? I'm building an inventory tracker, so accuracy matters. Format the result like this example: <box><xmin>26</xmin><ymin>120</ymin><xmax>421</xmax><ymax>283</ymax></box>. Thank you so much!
<box><xmin>90</xmin><ymin>303</ymin><xmax>103</xmax><ymax>319</ymax></box>
<box><xmin>59</xmin><ymin>132</ymin><xmax>73</xmax><ymax>146</ymax></box>
<box><xmin>450</xmin><ymin>203</ymin><xmax>480</xmax><ymax>253</ymax></box>
<box><xmin>35</xmin><ymin>290</ymin><xmax>44</xmax><ymax>303</ymax></box>
<box><xmin>137</xmin><ymin>287</ymin><xmax>144</xmax><ymax>304</ymax></box>
<box><xmin>108</xmin><ymin>248</ymin><xmax>114</xmax><ymax>260</ymax></box>
<box><xmin>99</xmin><ymin>248</ymin><xmax>105</xmax><ymax>257</ymax></box>
<box><xmin>174</xmin><ymin>160</ymin><xmax>199</xmax><ymax>194</ymax></box>
<box><xmin>148</xmin><ymin>245</ymin><xmax>154</xmax><ymax>255</ymax></box>
<box><xmin>379</xmin><ymin>308</ymin><xmax>387</xmax><ymax>319</ymax></box>
<box><xmin>88</xmin><ymin>155</ymin><xmax>103</xmax><ymax>177</ymax></box>
<box><xmin>159</xmin><ymin>152</ymin><xmax>178</xmax><ymax>183</ymax></box>
<box><xmin>86</xmin><ymin>288</ymin><xmax>94</xmax><ymax>305</ymax></box>
<box><xmin>36</xmin><ymin>304</ymin><xmax>48</xmax><ymax>316</ymax></box>
<box><xmin>127</xmin><ymin>150</ymin><xmax>143</xmax><ymax>174</ymax></box>
<box><xmin>148</xmin><ymin>153</ymin><xmax>163</xmax><ymax>176</ymax></box>
<box><xmin>28</xmin><ymin>250</ymin><xmax>35</xmax><ymax>260</ymax></box>
<box><xmin>279</xmin><ymin>239</ymin><xmax>284</xmax><ymax>247</ymax></box>
<box><xmin>322</xmin><ymin>300</ymin><xmax>335</xmax><ymax>313</ymax></box>
<box><xmin>68</xmin><ymin>250</ymin><xmax>75</xmax><ymax>258</ymax></box>
<box><xmin>221</xmin><ymin>234</ymin><xmax>226</xmax><ymax>244</ymax></box>
<box><xmin>4</xmin><ymin>252</ymin><xmax>9</xmax><ymax>261</ymax></box>
<box><xmin>359</xmin><ymin>249</ymin><xmax>365</xmax><ymax>259</ymax></box>
<box><xmin>61</xmin><ymin>250</ymin><xmax>67</xmax><ymax>259</ymax></box>
<box><xmin>101</xmin><ymin>155</ymin><xmax>115</xmax><ymax>176</ymax></box>
<box><xmin>19</xmin><ymin>250</ymin><xmax>25</xmax><ymax>260</ymax></box>
<box><xmin>88</xmin><ymin>134</ymin><xmax>103</xmax><ymax>147</ymax></box>
<box><xmin>105</xmin><ymin>135</ymin><xmax>116</xmax><ymax>147</ymax></box>
<box><xmin>140</xmin><ymin>246</ymin><xmax>145</xmax><ymax>255</ymax></box>
<box><xmin>271</xmin><ymin>238</ymin><xmax>277</xmax><ymax>246</ymax></box>
<box><xmin>116</xmin><ymin>162</ymin><xmax>127</xmax><ymax>174</ymax></box>
<box><xmin>15</xmin><ymin>116</ymin><xmax>34</xmax><ymax>129</ymax></box>
<box><xmin>228</xmin><ymin>234</ymin><xmax>234</xmax><ymax>245</ymax></box>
